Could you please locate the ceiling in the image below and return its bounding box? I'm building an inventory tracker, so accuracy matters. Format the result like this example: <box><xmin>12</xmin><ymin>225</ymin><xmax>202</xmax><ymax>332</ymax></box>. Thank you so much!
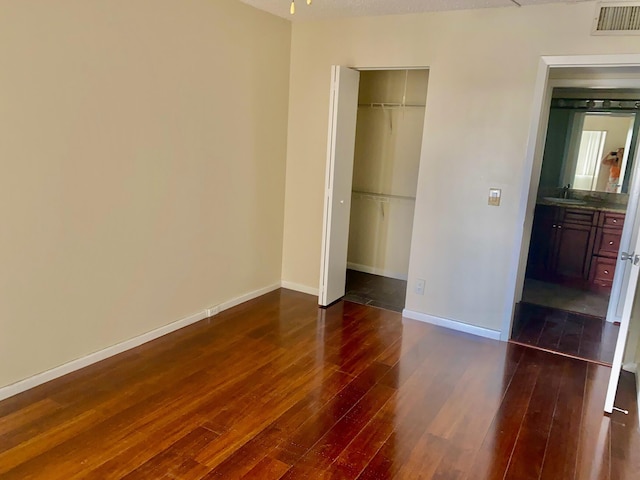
<box><xmin>238</xmin><ymin>0</ymin><xmax>588</xmax><ymax>21</ymax></box>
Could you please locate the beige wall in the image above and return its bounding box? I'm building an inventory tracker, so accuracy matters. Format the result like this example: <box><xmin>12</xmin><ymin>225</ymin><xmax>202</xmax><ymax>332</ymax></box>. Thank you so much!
<box><xmin>281</xmin><ymin>1</ymin><xmax>640</xmax><ymax>331</ymax></box>
<box><xmin>0</xmin><ymin>0</ymin><xmax>291</xmax><ymax>389</ymax></box>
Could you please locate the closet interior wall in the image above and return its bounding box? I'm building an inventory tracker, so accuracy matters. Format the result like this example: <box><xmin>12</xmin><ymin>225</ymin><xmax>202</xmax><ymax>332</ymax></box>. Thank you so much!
<box><xmin>347</xmin><ymin>70</ymin><xmax>428</xmax><ymax>280</ymax></box>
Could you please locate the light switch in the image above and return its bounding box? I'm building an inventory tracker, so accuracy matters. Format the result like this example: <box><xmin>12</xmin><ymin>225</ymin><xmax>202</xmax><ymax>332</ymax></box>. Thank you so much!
<box><xmin>488</xmin><ymin>188</ymin><xmax>501</xmax><ymax>206</ymax></box>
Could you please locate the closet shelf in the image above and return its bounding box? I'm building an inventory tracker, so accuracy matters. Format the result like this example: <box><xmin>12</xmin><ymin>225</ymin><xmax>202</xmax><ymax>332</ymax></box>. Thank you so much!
<box><xmin>358</xmin><ymin>103</ymin><xmax>425</xmax><ymax>109</ymax></box>
<box><xmin>352</xmin><ymin>190</ymin><xmax>416</xmax><ymax>201</ymax></box>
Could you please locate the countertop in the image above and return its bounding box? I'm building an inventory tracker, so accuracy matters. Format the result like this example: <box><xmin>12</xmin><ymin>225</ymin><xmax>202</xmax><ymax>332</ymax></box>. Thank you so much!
<box><xmin>537</xmin><ymin>197</ymin><xmax>627</xmax><ymax>213</ymax></box>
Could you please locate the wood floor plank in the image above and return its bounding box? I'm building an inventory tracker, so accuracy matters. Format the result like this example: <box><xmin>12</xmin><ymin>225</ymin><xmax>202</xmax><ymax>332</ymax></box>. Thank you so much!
<box><xmin>281</xmin><ymin>383</ymin><xmax>395</xmax><ymax>479</ymax></box>
<box><xmin>240</xmin><ymin>456</ymin><xmax>290</xmax><ymax>479</ymax></box>
<box><xmin>357</xmin><ymin>332</ymin><xmax>489</xmax><ymax>479</ymax></box>
<box><xmin>0</xmin><ymin>399</ymin><xmax>62</xmax><ymax>437</ymax></box>
<box><xmin>463</xmin><ymin>348</ymin><xmax>542</xmax><ymax>480</ymax></box>
<box><xmin>503</xmin><ymin>351</ymin><xmax>565</xmax><ymax>480</ymax></box>
<box><xmin>539</xmin><ymin>358</ymin><xmax>587</xmax><ymax>480</ymax></box>
<box><xmin>429</xmin><ymin>345</ymin><xmax>526</xmax><ymax>479</ymax></box>
<box><xmin>0</xmin><ymin>289</ymin><xmax>638</xmax><ymax>479</ymax></box>
<box><xmin>575</xmin><ymin>363</ymin><xmax>612</xmax><ymax>480</ymax></box>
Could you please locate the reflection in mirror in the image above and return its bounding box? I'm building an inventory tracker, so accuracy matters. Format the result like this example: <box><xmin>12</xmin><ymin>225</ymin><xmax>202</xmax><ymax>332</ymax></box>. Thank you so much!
<box><xmin>565</xmin><ymin>113</ymin><xmax>635</xmax><ymax>194</ymax></box>
<box><xmin>539</xmin><ymin>91</ymin><xmax>640</xmax><ymax>195</ymax></box>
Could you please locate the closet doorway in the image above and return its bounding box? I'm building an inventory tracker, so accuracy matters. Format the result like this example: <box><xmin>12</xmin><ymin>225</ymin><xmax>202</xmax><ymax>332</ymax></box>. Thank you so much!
<box><xmin>343</xmin><ymin>69</ymin><xmax>428</xmax><ymax>312</ymax></box>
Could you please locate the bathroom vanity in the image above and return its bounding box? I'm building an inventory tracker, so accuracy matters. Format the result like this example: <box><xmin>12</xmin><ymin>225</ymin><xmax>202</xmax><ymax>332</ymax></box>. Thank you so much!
<box><xmin>526</xmin><ymin>198</ymin><xmax>626</xmax><ymax>293</ymax></box>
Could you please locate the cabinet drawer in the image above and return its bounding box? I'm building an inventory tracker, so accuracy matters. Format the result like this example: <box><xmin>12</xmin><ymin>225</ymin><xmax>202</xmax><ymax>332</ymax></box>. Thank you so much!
<box><xmin>563</xmin><ymin>208</ymin><xmax>597</xmax><ymax>226</ymax></box>
<box><xmin>600</xmin><ymin>212</ymin><xmax>625</xmax><ymax>229</ymax></box>
<box><xmin>590</xmin><ymin>257</ymin><xmax>616</xmax><ymax>287</ymax></box>
<box><xmin>594</xmin><ymin>228</ymin><xmax>622</xmax><ymax>258</ymax></box>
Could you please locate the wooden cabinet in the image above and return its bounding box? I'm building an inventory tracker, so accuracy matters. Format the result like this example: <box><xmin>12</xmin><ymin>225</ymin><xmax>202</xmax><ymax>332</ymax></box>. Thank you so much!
<box><xmin>552</xmin><ymin>221</ymin><xmax>595</xmax><ymax>283</ymax></box>
<box><xmin>526</xmin><ymin>205</ymin><xmax>625</xmax><ymax>293</ymax></box>
<box><xmin>590</xmin><ymin>257</ymin><xmax>617</xmax><ymax>290</ymax></box>
<box><xmin>526</xmin><ymin>205</ymin><xmax>556</xmax><ymax>280</ymax></box>
<box><xmin>593</xmin><ymin>227</ymin><xmax>622</xmax><ymax>257</ymax></box>
<box><xmin>590</xmin><ymin>212</ymin><xmax>625</xmax><ymax>292</ymax></box>
<box><xmin>526</xmin><ymin>205</ymin><xmax>596</xmax><ymax>287</ymax></box>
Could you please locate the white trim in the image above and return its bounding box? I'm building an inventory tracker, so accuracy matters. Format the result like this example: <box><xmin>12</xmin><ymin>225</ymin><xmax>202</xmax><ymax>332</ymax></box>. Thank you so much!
<box><xmin>0</xmin><ymin>283</ymin><xmax>281</xmax><ymax>402</ymax></box>
<box><xmin>403</xmin><ymin>309</ymin><xmax>501</xmax><ymax>341</ymax></box>
<box><xmin>217</xmin><ymin>283</ymin><xmax>281</xmax><ymax>312</ymax></box>
<box><xmin>280</xmin><ymin>281</ymin><xmax>319</xmax><ymax>296</ymax></box>
<box><xmin>500</xmin><ymin>57</ymin><xmax>552</xmax><ymax>342</ymax></box>
<box><xmin>636</xmin><ymin>370</ymin><xmax>640</xmax><ymax>428</ymax></box>
<box><xmin>622</xmin><ymin>362</ymin><xmax>638</xmax><ymax>373</ymax></box>
<box><xmin>347</xmin><ymin>262</ymin><xmax>408</xmax><ymax>281</ymax></box>
<box><xmin>549</xmin><ymin>78</ymin><xmax>640</xmax><ymax>89</ymax></box>
<box><xmin>354</xmin><ymin>66</ymin><xmax>430</xmax><ymax>71</ymax></box>
<box><xmin>0</xmin><ymin>309</ymin><xmax>207</xmax><ymax>402</ymax></box>
<box><xmin>541</xmin><ymin>54</ymin><xmax>640</xmax><ymax>66</ymax></box>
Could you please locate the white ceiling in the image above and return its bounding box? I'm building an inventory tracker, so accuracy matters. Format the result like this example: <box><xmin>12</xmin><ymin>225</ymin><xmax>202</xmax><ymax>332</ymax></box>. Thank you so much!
<box><xmin>239</xmin><ymin>0</ymin><xmax>588</xmax><ymax>21</ymax></box>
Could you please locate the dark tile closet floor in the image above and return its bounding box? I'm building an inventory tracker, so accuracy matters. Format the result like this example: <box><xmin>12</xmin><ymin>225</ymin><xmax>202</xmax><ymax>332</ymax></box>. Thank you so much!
<box><xmin>343</xmin><ymin>269</ymin><xmax>407</xmax><ymax>313</ymax></box>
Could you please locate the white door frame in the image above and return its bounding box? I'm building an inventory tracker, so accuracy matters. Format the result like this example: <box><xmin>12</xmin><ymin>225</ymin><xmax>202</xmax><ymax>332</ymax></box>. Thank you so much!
<box><xmin>319</xmin><ymin>65</ymin><xmax>430</xmax><ymax>305</ymax></box>
<box><xmin>500</xmin><ymin>54</ymin><xmax>640</xmax><ymax>341</ymax></box>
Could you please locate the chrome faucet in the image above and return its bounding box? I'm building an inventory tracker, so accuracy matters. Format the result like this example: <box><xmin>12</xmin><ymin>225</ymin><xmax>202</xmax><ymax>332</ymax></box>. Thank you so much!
<box><xmin>562</xmin><ymin>184</ymin><xmax>571</xmax><ymax>199</ymax></box>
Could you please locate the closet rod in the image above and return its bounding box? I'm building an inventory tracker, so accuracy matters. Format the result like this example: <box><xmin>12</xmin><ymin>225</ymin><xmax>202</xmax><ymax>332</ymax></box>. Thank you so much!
<box><xmin>358</xmin><ymin>103</ymin><xmax>425</xmax><ymax>109</ymax></box>
<box><xmin>352</xmin><ymin>190</ymin><xmax>416</xmax><ymax>201</ymax></box>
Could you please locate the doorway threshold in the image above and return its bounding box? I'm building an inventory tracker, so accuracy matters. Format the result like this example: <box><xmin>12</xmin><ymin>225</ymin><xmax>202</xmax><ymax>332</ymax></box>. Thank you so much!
<box><xmin>509</xmin><ymin>340</ymin><xmax>612</xmax><ymax>367</ymax></box>
<box><xmin>511</xmin><ymin>302</ymin><xmax>618</xmax><ymax>366</ymax></box>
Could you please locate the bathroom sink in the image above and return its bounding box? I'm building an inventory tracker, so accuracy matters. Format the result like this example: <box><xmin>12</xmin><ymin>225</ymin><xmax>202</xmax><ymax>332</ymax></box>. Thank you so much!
<box><xmin>543</xmin><ymin>197</ymin><xmax>587</xmax><ymax>205</ymax></box>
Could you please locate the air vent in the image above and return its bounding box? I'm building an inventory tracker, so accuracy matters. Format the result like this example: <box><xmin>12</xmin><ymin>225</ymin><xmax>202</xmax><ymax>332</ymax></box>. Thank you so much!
<box><xmin>593</xmin><ymin>2</ymin><xmax>640</xmax><ymax>35</ymax></box>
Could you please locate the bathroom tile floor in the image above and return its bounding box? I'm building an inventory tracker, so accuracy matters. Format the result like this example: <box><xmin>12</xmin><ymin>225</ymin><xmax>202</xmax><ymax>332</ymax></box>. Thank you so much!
<box><xmin>521</xmin><ymin>278</ymin><xmax>610</xmax><ymax>318</ymax></box>
<box><xmin>343</xmin><ymin>269</ymin><xmax>407</xmax><ymax>312</ymax></box>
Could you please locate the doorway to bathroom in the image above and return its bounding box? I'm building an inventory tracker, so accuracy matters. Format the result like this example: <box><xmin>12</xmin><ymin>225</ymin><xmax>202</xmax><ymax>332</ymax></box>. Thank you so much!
<box><xmin>513</xmin><ymin>86</ymin><xmax>640</xmax><ymax>365</ymax></box>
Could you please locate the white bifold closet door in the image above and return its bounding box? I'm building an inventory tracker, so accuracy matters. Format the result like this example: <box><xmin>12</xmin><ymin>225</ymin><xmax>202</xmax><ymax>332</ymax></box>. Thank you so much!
<box><xmin>318</xmin><ymin>66</ymin><xmax>360</xmax><ymax>307</ymax></box>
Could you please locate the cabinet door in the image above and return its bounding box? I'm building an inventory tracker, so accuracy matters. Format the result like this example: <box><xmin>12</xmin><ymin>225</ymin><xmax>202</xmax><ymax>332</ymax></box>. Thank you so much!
<box><xmin>552</xmin><ymin>222</ymin><xmax>594</xmax><ymax>281</ymax></box>
<box><xmin>526</xmin><ymin>205</ymin><xmax>557</xmax><ymax>279</ymax></box>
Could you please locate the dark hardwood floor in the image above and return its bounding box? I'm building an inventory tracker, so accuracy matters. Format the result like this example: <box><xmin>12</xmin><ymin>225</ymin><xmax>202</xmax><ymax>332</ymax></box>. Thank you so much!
<box><xmin>0</xmin><ymin>289</ymin><xmax>639</xmax><ymax>479</ymax></box>
<box><xmin>512</xmin><ymin>302</ymin><xmax>619</xmax><ymax>365</ymax></box>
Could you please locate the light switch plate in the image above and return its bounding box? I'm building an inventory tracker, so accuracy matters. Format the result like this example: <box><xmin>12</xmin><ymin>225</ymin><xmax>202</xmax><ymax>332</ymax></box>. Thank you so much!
<box><xmin>488</xmin><ymin>188</ymin><xmax>501</xmax><ymax>206</ymax></box>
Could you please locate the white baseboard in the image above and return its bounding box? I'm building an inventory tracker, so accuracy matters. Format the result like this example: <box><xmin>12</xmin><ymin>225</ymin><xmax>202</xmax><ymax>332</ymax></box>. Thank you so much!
<box><xmin>402</xmin><ymin>309</ymin><xmax>502</xmax><ymax>341</ymax></box>
<box><xmin>0</xmin><ymin>282</ymin><xmax>282</xmax><ymax>402</ymax></box>
<box><xmin>347</xmin><ymin>262</ymin><xmax>408</xmax><ymax>281</ymax></box>
<box><xmin>0</xmin><ymin>309</ymin><xmax>207</xmax><ymax>402</ymax></box>
<box><xmin>217</xmin><ymin>283</ymin><xmax>281</xmax><ymax>312</ymax></box>
<box><xmin>280</xmin><ymin>281</ymin><xmax>319</xmax><ymax>296</ymax></box>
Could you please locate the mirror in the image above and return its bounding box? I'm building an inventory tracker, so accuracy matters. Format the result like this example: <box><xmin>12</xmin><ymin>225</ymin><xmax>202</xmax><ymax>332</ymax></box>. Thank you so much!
<box><xmin>565</xmin><ymin>113</ymin><xmax>635</xmax><ymax>194</ymax></box>
<box><xmin>539</xmin><ymin>93</ymin><xmax>640</xmax><ymax>195</ymax></box>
